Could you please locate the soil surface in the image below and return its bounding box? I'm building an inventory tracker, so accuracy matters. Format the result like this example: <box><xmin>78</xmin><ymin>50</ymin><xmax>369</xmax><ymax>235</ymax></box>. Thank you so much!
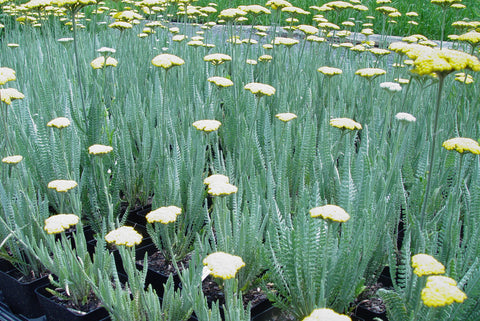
<box><xmin>202</xmin><ymin>276</ymin><xmax>268</xmax><ymax>309</ymax></box>
<box><xmin>48</xmin><ymin>288</ymin><xmax>102</xmax><ymax>314</ymax></box>
<box><xmin>136</xmin><ymin>250</ymin><xmax>191</xmax><ymax>275</ymax></box>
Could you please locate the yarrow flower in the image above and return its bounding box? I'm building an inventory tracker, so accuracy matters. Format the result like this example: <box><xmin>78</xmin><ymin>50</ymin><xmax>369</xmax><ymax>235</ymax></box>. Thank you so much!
<box><xmin>88</xmin><ymin>144</ymin><xmax>113</xmax><ymax>155</ymax></box>
<box><xmin>105</xmin><ymin>226</ymin><xmax>143</xmax><ymax>247</ymax></box>
<box><xmin>146</xmin><ymin>205</ymin><xmax>182</xmax><ymax>224</ymax></box>
<box><xmin>389</xmin><ymin>42</ymin><xmax>480</xmax><ymax>76</ymax></box>
<box><xmin>380</xmin><ymin>81</ymin><xmax>402</xmax><ymax>92</ymax></box>
<box><xmin>442</xmin><ymin>137</ymin><xmax>480</xmax><ymax>154</ymax></box>
<box><xmin>244</xmin><ymin>82</ymin><xmax>276</xmax><ymax>97</ymax></box>
<box><xmin>258</xmin><ymin>54</ymin><xmax>273</xmax><ymax>62</ymax></box>
<box><xmin>151</xmin><ymin>54</ymin><xmax>185</xmax><ymax>70</ymax></box>
<box><xmin>275</xmin><ymin>112</ymin><xmax>297</xmax><ymax>122</ymax></box>
<box><xmin>265</xmin><ymin>0</ymin><xmax>292</xmax><ymax>10</ymax></box>
<box><xmin>108</xmin><ymin>21</ymin><xmax>133</xmax><ymax>30</ymax></box>
<box><xmin>44</xmin><ymin>214</ymin><xmax>80</xmax><ymax>234</ymax></box>
<box><xmin>421</xmin><ymin>275</ymin><xmax>467</xmax><ymax>307</ymax></box>
<box><xmin>203</xmin><ymin>252</ymin><xmax>245</xmax><ymax>279</ymax></box>
<box><xmin>2</xmin><ymin>155</ymin><xmax>23</xmax><ymax>164</ymax></box>
<box><xmin>303</xmin><ymin>308</ymin><xmax>352</xmax><ymax>321</ymax></box>
<box><xmin>272</xmin><ymin>37</ymin><xmax>299</xmax><ymax>46</ymax></box>
<box><xmin>411</xmin><ymin>254</ymin><xmax>446</xmax><ymax>277</ymax></box>
<box><xmin>395</xmin><ymin>112</ymin><xmax>416</xmax><ymax>123</ymax></box>
<box><xmin>204</xmin><ymin>174</ymin><xmax>238</xmax><ymax>196</ymax></box>
<box><xmin>192</xmin><ymin>119</ymin><xmax>222</xmax><ymax>132</ymax></box>
<box><xmin>317</xmin><ymin>66</ymin><xmax>343</xmax><ymax>76</ymax></box>
<box><xmin>97</xmin><ymin>47</ymin><xmax>116</xmax><ymax>54</ymax></box>
<box><xmin>0</xmin><ymin>88</ymin><xmax>25</xmax><ymax>105</ymax></box>
<box><xmin>90</xmin><ymin>56</ymin><xmax>118</xmax><ymax>69</ymax></box>
<box><xmin>355</xmin><ymin>67</ymin><xmax>387</xmax><ymax>78</ymax></box>
<box><xmin>208</xmin><ymin>76</ymin><xmax>233</xmax><ymax>87</ymax></box>
<box><xmin>203</xmin><ymin>53</ymin><xmax>232</xmax><ymax>65</ymax></box>
<box><xmin>309</xmin><ymin>204</ymin><xmax>351</xmax><ymax>222</ymax></box>
<box><xmin>330</xmin><ymin>117</ymin><xmax>362</xmax><ymax>130</ymax></box>
<box><xmin>48</xmin><ymin>179</ymin><xmax>78</xmax><ymax>192</ymax></box>
<box><xmin>0</xmin><ymin>67</ymin><xmax>16</xmax><ymax>85</ymax></box>
<box><xmin>47</xmin><ymin>117</ymin><xmax>71</xmax><ymax>129</ymax></box>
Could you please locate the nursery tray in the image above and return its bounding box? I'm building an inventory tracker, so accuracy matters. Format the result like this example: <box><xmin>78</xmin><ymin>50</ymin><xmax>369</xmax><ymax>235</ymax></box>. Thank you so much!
<box><xmin>0</xmin><ymin>299</ymin><xmax>46</xmax><ymax>321</ymax></box>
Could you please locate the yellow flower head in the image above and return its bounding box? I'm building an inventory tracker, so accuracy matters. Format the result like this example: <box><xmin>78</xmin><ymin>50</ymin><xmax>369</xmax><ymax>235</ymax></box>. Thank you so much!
<box><xmin>244</xmin><ymin>82</ymin><xmax>276</xmax><ymax>97</ymax></box>
<box><xmin>204</xmin><ymin>174</ymin><xmax>230</xmax><ymax>186</ymax></box>
<box><xmin>192</xmin><ymin>119</ymin><xmax>222</xmax><ymax>132</ymax></box>
<box><xmin>238</xmin><ymin>4</ymin><xmax>270</xmax><ymax>15</ymax></box>
<box><xmin>309</xmin><ymin>204</ymin><xmax>350</xmax><ymax>222</ymax></box>
<box><xmin>44</xmin><ymin>214</ymin><xmax>80</xmax><ymax>234</ymax></box>
<box><xmin>47</xmin><ymin>179</ymin><xmax>78</xmax><ymax>192</ymax></box>
<box><xmin>376</xmin><ymin>5</ymin><xmax>398</xmax><ymax>14</ymax></box>
<box><xmin>246</xmin><ymin>59</ymin><xmax>258</xmax><ymax>65</ymax></box>
<box><xmin>218</xmin><ymin>8</ymin><xmax>246</xmax><ymax>19</ymax></box>
<box><xmin>281</xmin><ymin>6</ymin><xmax>310</xmax><ymax>15</ymax></box>
<box><xmin>88</xmin><ymin>144</ymin><xmax>113</xmax><ymax>155</ymax></box>
<box><xmin>355</xmin><ymin>67</ymin><xmax>387</xmax><ymax>78</ymax></box>
<box><xmin>151</xmin><ymin>53</ymin><xmax>185</xmax><ymax>70</ymax></box>
<box><xmin>208</xmin><ymin>76</ymin><xmax>233</xmax><ymax>87</ymax></box>
<box><xmin>411</xmin><ymin>254</ymin><xmax>446</xmax><ymax>277</ymax></box>
<box><xmin>0</xmin><ymin>67</ymin><xmax>16</xmax><ymax>85</ymax></box>
<box><xmin>265</xmin><ymin>0</ymin><xmax>292</xmax><ymax>10</ymax></box>
<box><xmin>303</xmin><ymin>308</ymin><xmax>352</xmax><ymax>321</ymax></box>
<box><xmin>203</xmin><ymin>53</ymin><xmax>232</xmax><ymax>65</ymax></box>
<box><xmin>203</xmin><ymin>174</ymin><xmax>238</xmax><ymax>196</ymax></box>
<box><xmin>380</xmin><ymin>81</ymin><xmax>402</xmax><ymax>92</ymax></box>
<box><xmin>146</xmin><ymin>205</ymin><xmax>182</xmax><ymax>224</ymax></box>
<box><xmin>297</xmin><ymin>24</ymin><xmax>319</xmax><ymax>35</ymax></box>
<box><xmin>421</xmin><ymin>275</ymin><xmax>467</xmax><ymax>307</ymax></box>
<box><xmin>369</xmin><ymin>48</ymin><xmax>391</xmax><ymax>56</ymax></box>
<box><xmin>47</xmin><ymin>117</ymin><xmax>71</xmax><ymax>129</ymax></box>
<box><xmin>442</xmin><ymin>137</ymin><xmax>480</xmax><ymax>154</ymax></box>
<box><xmin>324</xmin><ymin>0</ymin><xmax>354</xmax><ymax>10</ymax></box>
<box><xmin>258</xmin><ymin>54</ymin><xmax>273</xmax><ymax>62</ymax></box>
<box><xmin>203</xmin><ymin>252</ymin><xmax>245</xmax><ymax>279</ymax></box>
<box><xmin>272</xmin><ymin>37</ymin><xmax>299</xmax><ymax>46</ymax></box>
<box><xmin>207</xmin><ymin>182</ymin><xmax>238</xmax><ymax>196</ymax></box>
<box><xmin>406</xmin><ymin>47</ymin><xmax>480</xmax><ymax>76</ymax></box>
<box><xmin>2</xmin><ymin>155</ymin><xmax>23</xmax><ymax>164</ymax></box>
<box><xmin>113</xmin><ymin>10</ymin><xmax>143</xmax><ymax>21</ymax></box>
<box><xmin>395</xmin><ymin>112</ymin><xmax>416</xmax><ymax>122</ymax></box>
<box><xmin>306</xmin><ymin>35</ymin><xmax>326</xmax><ymax>42</ymax></box>
<box><xmin>275</xmin><ymin>112</ymin><xmax>297</xmax><ymax>122</ymax></box>
<box><xmin>0</xmin><ymin>88</ymin><xmax>25</xmax><ymax>105</ymax></box>
<box><xmin>458</xmin><ymin>30</ymin><xmax>480</xmax><ymax>46</ymax></box>
<box><xmin>329</xmin><ymin>117</ymin><xmax>362</xmax><ymax>130</ymax></box>
<box><xmin>318</xmin><ymin>66</ymin><xmax>343</xmax><ymax>76</ymax></box>
<box><xmin>90</xmin><ymin>56</ymin><xmax>118</xmax><ymax>69</ymax></box>
<box><xmin>108</xmin><ymin>21</ymin><xmax>133</xmax><ymax>30</ymax></box>
<box><xmin>430</xmin><ymin>0</ymin><xmax>462</xmax><ymax>7</ymax></box>
<box><xmin>105</xmin><ymin>226</ymin><xmax>143</xmax><ymax>247</ymax></box>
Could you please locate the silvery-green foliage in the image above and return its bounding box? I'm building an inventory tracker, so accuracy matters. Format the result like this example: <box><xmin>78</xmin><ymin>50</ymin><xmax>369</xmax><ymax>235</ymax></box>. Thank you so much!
<box><xmin>0</xmin><ymin>180</ymin><xmax>48</xmax><ymax>276</ymax></box>
<box><xmin>22</xmin><ymin>224</ymin><xmax>114</xmax><ymax>307</ymax></box>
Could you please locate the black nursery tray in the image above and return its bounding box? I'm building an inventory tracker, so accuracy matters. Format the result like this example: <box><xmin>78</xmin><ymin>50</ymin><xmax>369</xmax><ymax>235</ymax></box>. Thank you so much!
<box><xmin>0</xmin><ymin>298</ymin><xmax>45</xmax><ymax>321</ymax></box>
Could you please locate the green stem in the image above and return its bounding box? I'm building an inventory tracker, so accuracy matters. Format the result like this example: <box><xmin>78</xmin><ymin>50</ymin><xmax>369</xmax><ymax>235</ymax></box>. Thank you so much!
<box><xmin>319</xmin><ymin>221</ymin><xmax>331</xmax><ymax>306</ymax></box>
<box><xmin>419</xmin><ymin>75</ymin><xmax>445</xmax><ymax>230</ymax></box>
<box><xmin>71</xmin><ymin>9</ymin><xmax>88</xmax><ymax>135</ymax></box>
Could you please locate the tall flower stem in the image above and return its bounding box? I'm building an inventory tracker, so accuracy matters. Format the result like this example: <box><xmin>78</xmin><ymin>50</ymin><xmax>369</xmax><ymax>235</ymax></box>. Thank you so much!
<box><xmin>419</xmin><ymin>74</ymin><xmax>445</xmax><ymax>230</ymax></box>
<box><xmin>2</xmin><ymin>104</ymin><xmax>12</xmax><ymax>153</ymax></box>
<box><xmin>319</xmin><ymin>221</ymin><xmax>331</xmax><ymax>307</ymax></box>
<box><xmin>71</xmin><ymin>9</ymin><xmax>88</xmax><ymax>135</ymax></box>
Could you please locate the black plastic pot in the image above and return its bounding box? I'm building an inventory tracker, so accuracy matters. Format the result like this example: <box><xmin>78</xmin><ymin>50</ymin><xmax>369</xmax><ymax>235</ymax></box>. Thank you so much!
<box><xmin>35</xmin><ymin>284</ymin><xmax>109</xmax><ymax>321</ymax></box>
<box><xmin>0</xmin><ymin>261</ymin><xmax>49</xmax><ymax>319</ymax></box>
